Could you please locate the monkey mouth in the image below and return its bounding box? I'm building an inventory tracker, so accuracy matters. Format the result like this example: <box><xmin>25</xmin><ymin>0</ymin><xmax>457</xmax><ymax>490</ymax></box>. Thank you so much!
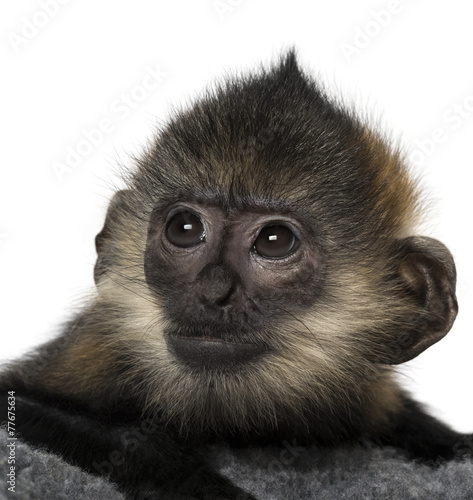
<box><xmin>165</xmin><ymin>330</ymin><xmax>268</xmax><ymax>369</ymax></box>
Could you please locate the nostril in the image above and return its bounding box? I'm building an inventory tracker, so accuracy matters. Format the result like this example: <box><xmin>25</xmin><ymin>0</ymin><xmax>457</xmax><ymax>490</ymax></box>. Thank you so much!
<box><xmin>214</xmin><ymin>286</ymin><xmax>234</xmax><ymax>307</ymax></box>
<box><xmin>201</xmin><ymin>284</ymin><xmax>234</xmax><ymax>307</ymax></box>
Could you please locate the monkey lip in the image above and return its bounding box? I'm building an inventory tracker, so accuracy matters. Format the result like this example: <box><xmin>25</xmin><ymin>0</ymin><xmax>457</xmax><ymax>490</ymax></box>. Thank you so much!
<box><xmin>166</xmin><ymin>333</ymin><xmax>268</xmax><ymax>369</ymax></box>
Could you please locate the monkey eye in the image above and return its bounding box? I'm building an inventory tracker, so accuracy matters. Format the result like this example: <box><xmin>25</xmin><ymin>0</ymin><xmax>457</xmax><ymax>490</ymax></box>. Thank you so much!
<box><xmin>166</xmin><ymin>211</ymin><xmax>206</xmax><ymax>248</ymax></box>
<box><xmin>254</xmin><ymin>225</ymin><xmax>297</xmax><ymax>259</ymax></box>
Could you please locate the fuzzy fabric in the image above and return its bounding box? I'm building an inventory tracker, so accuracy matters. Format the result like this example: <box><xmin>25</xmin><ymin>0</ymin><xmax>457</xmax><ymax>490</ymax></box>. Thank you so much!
<box><xmin>1</xmin><ymin>427</ymin><xmax>472</xmax><ymax>499</ymax></box>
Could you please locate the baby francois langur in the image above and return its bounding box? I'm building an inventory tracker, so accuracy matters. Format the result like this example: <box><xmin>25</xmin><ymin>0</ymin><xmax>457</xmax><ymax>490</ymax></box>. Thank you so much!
<box><xmin>1</xmin><ymin>51</ymin><xmax>471</xmax><ymax>499</ymax></box>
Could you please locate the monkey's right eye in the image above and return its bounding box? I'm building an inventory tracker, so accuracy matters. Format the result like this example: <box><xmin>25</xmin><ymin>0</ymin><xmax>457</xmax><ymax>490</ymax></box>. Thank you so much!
<box><xmin>165</xmin><ymin>211</ymin><xmax>206</xmax><ymax>248</ymax></box>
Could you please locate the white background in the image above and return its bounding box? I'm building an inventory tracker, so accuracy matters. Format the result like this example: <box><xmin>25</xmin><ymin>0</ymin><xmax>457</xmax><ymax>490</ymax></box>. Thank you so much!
<box><xmin>0</xmin><ymin>1</ymin><xmax>472</xmax><ymax>433</ymax></box>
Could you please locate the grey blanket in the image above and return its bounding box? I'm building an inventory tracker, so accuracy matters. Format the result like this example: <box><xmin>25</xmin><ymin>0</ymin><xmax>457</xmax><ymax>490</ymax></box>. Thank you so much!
<box><xmin>1</xmin><ymin>427</ymin><xmax>472</xmax><ymax>499</ymax></box>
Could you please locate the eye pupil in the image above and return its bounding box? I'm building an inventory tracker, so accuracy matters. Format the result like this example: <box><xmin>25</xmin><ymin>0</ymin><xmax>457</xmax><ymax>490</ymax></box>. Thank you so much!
<box><xmin>166</xmin><ymin>211</ymin><xmax>205</xmax><ymax>248</ymax></box>
<box><xmin>254</xmin><ymin>225</ymin><xmax>297</xmax><ymax>259</ymax></box>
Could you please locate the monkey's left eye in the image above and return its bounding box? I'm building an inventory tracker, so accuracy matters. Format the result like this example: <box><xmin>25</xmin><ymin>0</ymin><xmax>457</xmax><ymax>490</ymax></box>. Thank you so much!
<box><xmin>253</xmin><ymin>225</ymin><xmax>298</xmax><ymax>259</ymax></box>
<box><xmin>166</xmin><ymin>211</ymin><xmax>206</xmax><ymax>248</ymax></box>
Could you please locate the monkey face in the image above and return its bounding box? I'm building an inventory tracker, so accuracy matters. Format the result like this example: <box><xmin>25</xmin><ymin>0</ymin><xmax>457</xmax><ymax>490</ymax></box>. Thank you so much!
<box><xmin>144</xmin><ymin>199</ymin><xmax>325</xmax><ymax>370</ymax></box>
<box><xmin>91</xmin><ymin>54</ymin><xmax>457</xmax><ymax>435</ymax></box>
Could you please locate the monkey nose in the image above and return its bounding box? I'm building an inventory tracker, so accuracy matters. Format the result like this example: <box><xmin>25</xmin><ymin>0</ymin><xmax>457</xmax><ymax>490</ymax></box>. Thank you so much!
<box><xmin>197</xmin><ymin>264</ymin><xmax>236</xmax><ymax>307</ymax></box>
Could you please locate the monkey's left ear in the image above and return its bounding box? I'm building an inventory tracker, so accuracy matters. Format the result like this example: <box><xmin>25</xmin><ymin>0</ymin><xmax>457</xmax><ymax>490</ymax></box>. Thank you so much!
<box><xmin>94</xmin><ymin>190</ymin><xmax>131</xmax><ymax>284</ymax></box>
<box><xmin>386</xmin><ymin>236</ymin><xmax>458</xmax><ymax>365</ymax></box>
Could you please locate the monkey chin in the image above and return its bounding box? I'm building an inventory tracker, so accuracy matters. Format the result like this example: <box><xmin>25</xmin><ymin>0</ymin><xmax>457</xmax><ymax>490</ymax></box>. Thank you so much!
<box><xmin>165</xmin><ymin>329</ymin><xmax>269</xmax><ymax>370</ymax></box>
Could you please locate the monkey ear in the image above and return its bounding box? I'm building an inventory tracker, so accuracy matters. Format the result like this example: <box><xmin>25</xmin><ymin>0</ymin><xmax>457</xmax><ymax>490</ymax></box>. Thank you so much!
<box><xmin>386</xmin><ymin>236</ymin><xmax>458</xmax><ymax>365</ymax></box>
<box><xmin>94</xmin><ymin>190</ymin><xmax>131</xmax><ymax>284</ymax></box>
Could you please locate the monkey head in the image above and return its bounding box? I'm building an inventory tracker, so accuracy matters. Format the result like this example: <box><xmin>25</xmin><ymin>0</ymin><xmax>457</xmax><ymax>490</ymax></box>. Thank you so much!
<box><xmin>92</xmin><ymin>52</ymin><xmax>457</xmax><ymax>438</ymax></box>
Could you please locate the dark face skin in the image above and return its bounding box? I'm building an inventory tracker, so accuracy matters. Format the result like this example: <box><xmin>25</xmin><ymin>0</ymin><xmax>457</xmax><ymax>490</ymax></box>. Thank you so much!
<box><xmin>144</xmin><ymin>197</ymin><xmax>326</xmax><ymax>369</ymax></box>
